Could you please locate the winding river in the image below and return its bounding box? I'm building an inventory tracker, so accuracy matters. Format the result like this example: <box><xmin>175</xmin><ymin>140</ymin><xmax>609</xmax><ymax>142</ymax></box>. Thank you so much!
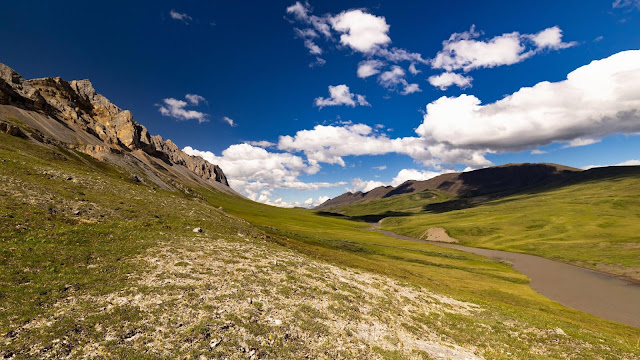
<box><xmin>372</xmin><ymin>225</ymin><xmax>640</xmax><ymax>328</ymax></box>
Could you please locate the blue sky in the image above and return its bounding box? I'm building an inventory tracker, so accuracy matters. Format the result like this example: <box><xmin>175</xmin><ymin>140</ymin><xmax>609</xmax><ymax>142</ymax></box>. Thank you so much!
<box><xmin>1</xmin><ymin>0</ymin><xmax>639</xmax><ymax>207</ymax></box>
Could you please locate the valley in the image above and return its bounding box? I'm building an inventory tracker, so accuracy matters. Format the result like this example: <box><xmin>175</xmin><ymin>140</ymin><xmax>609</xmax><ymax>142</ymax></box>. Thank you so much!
<box><xmin>1</xmin><ymin>63</ymin><xmax>639</xmax><ymax>359</ymax></box>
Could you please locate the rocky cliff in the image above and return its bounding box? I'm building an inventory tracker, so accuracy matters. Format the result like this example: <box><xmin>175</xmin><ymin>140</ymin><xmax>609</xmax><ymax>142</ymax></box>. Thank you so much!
<box><xmin>0</xmin><ymin>63</ymin><xmax>230</xmax><ymax>192</ymax></box>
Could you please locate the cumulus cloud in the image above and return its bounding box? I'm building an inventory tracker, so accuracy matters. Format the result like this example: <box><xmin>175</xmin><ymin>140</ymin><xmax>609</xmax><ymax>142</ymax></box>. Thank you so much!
<box><xmin>357</xmin><ymin>60</ymin><xmax>385</xmax><ymax>78</ymax></box>
<box><xmin>378</xmin><ymin>66</ymin><xmax>421</xmax><ymax>95</ymax></box>
<box><xmin>286</xmin><ymin>2</ymin><xmax>428</xmax><ymax>94</ymax></box>
<box><xmin>330</xmin><ymin>9</ymin><xmax>391</xmax><ymax>53</ymax></box>
<box><xmin>183</xmin><ymin>144</ymin><xmax>345</xmax><ymax>203</ymax></box>
<box><xmin>349</xmin><ymin>178</ymin><xmax>387</xmax><ymax>193</ymax></box>
<box><xmin>278</xmin><ymin>123</ymin><xmax>434</xmax><ymax>166</ymax></box>
<box><xmin>417</xmin><ymin>50</ymin><xmax>640</xmax><ymax>156</ymax></box>
<box><xmin>158</xmin><ymin>96</ymin><xmax>208</xmax><ymax>123</ymax></box>
<box><xmin>528</xmin><ymin>26</ymin><xmax>577</xmax><ymax>50</ymax></box>
<box><xmin>185</xmin><ymin>94</ymin><xmax>206</xmax><ymax>105</ymax></box>
<box><xmin>304</xmin><ymin>195</ymin><xmax>330</xmax><ymax>207</ymax></box>
<box><xmin>314</xmin><ymin>85</ymin><xmax>370</xmax><ymax>108</ymax></box>
<box><xmin>349</xmin><ymin>168</ymin><xmax>451</xmax><ymax>193</ymax></box>
<box><xmin>432</xmin><ymin>25</ymin><xmax>576</xmax><ymax>72</ymax></box>
<box><xmin>428</xmin><ymin>72</ymin><xmax>473</xmax><ymax>90</ymax></box>
<box><xmin>170</xmin><ymin>10</ymin><xmax>192</xmax><ymax>24</ymax></box>
<box><xmin>390</xmin><ymin>168</ymin><xmax>453</xmax><ymax>186</ymax></box>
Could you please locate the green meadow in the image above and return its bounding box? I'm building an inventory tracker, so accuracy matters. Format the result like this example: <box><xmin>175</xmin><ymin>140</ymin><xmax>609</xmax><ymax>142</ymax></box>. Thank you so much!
<box><xmin>1</xmin><ymin>132</ymin><xmax>639</xmax><ymax>358</ymax></box>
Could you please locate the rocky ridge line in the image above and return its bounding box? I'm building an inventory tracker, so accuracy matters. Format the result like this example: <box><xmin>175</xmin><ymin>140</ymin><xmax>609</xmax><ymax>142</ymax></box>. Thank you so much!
<box><xmin>0</xmin><ymin>63</ymin><xmax>228</xmax><ymax>187</ymax></box>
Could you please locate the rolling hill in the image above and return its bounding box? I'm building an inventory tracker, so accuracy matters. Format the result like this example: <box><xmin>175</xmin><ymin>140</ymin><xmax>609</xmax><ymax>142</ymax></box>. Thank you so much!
<box><xmin>1</xmin><ymin>64</ymin><xmax>639</xmax><ymax>359</ymax></box>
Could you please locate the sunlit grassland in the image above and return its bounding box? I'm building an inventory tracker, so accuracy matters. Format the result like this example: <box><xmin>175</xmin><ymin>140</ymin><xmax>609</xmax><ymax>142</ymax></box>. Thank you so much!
<box><xmin>375</xmin><ymin>174</ymin><xmax>640</xmax><ymax>280</ymax></box>
<box><xmin>1</xmin><ymin>132</ymin><xmax>639</xmax><ymax>358</ymax></box>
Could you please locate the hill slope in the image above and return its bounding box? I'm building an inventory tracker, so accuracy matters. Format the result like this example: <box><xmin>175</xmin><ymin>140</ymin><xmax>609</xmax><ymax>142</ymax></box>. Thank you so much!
<box><xmin>0</xmin><ymin>63</ymin><xmax>231</xmax><ymax>194</ymax></box>
<box><xmin>317</xmin><ymin>163</ymin><xmax>579</xmax><ymax>210</ymax></box>
<box><xmin>1</xmin><ymin>65</ymin><xmax>639</xmax><ymax>358</ymax></box>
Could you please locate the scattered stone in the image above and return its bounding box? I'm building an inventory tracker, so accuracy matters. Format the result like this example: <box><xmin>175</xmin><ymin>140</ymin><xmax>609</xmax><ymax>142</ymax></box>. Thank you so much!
<box><xmin>274</xmin><ymin>319</ymin><xmax>282</xmax><ymax>326</ymax></box>
<box><xmin>73</xmin><ymin>210</ymin><xmax>81</xmax><ymax>216</ymax></box>
<box><xmin>65</xmin><ymin>176</ymin><xmax>73</xmax><ymax>181</ymax></box>
<box><xmin>210</xmin><ymin>338</ymin><xmax>222</xmax><ymax>349</ymax></box>
<box><xmin>192</xmin><ymin>227</ymin><xmax>203</xmax><ymax>233</ymax></box>
<box><xmin>553</xmin><ymin>328</ymin><xmax>566</xmax><ymax>336</ymax></box>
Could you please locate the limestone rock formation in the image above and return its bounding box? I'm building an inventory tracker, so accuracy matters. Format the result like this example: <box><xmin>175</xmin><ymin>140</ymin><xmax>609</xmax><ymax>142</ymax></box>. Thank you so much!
<box><xmin>0</xmin><ymin>63</ymin><xmax>230</xmax><ymax>191</ymax></box>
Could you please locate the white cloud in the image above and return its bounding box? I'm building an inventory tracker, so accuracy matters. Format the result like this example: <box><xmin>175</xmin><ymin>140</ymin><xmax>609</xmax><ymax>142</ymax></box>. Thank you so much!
<box><xmin>530</xmin><ymin>149</ymin><xmax>547</xmax><ymax>155</ymax></box>
<box><xmin>417</xmin><ymin>50</ymin><xmax>640</xmax><ymax>156</ymax></box>
<box><xmin>378</xmin><ymin>66</ymin><xmax>421</xmax><ymax>95</ymax></box>
<box><xmin>245</xmin><ymin>140</ymin><xmax>276</xmax><ymax>148</ymax></box>
<box><xmin>158</xmin><ymin>97</ymin><xmax>208</xmax><ymax>123</ymax></box>
<box><xmin>304</xmin><ymin>39</ymin><xmax>323</xmax><ymax>55</ymax></box>
<box><xmin>594</xmin><ymin>36</ymin><xmax>604</xmax><ymax>42</ymax></box>
<box><xmin>432</xmin><ymin>25</ymin><xmax>576</xmax><ymax>72</ymax></box>
<box><xmin>408</xmin><ymin>63</ymin><xmax>421</xmax><ymax>75</ymax></box>
<box><xmin>314</xmin><ymin>85</ymin><xmax>370</xmax><ymax>108</ymax></box>
<box><xmin>401</xmin><ymin>83</ymin><xmax>421</xmax><ymax>95</ymax></box>
<box><xmin>183</xmin><ymin>144</ymin><xmax>345</xmax><ymax>204</ymax></box>
<box><xmin>373</xmin><ymin>165</ymin><xmax>387</xmax><ymax>170</ymax></box>
<box><xmin>357</xmin><ymin>59</ymin><xmax>385</xmax><ymax>78</ymax></box>
<box><xmin>278</xmin><ymin>123</ymin><xmax>434</xmax><ymax>166</ymax></box>
<box><xmin>349</xmin><ymin>178</ymin><xmax>386</xmax><ymax>193</ymax></box>
<box><xmin>583</xmin><ymin>159</ymin><xmax>640</xmax><ymax>170</ymax></box>
<box><xmin>330</xmin><ymin>9</ymin><xmax>391</xmax><ymax>53</ymax></box>
<box><xmin>309</xmin><ymin>57</ymin><xmax>327</xmax><ymax>68</ymax></box>
<box><xmin>170</xmin><ymin>10</ymin><xmax>192</xmax><ymax>24</ymax></box>
<box><xmin>528</xmin><ymin>26</ymin><xmax>577</xmax><ymax>50</ymax></box>
<box><xmin>286</xmin><ymin>1</ymin><xmax>331</xmax><ymax>37</ymax></box>
<box><xmin>349</xmin><ymin>168</ymin><xmax>451</xmax><ymax>193</ymax></box>
<box><xmin>613</xmin><ymin>0</ymin><xmax>640</xmax><ymax>9</ymax></box>
<box><xmin>562</xmin><ymin>138</ymin><xmax>601</xmax><ymax>148</ymax></box>
<box><xmin>223</xmin><ymin>116</ymin><xmax>237</xmax><ymax>127</ymax></box>
<box><xmin>390</xmin><ymin>169</ymin><xmax>451</xmax><ymax>186</ymax></box>
<box><xmin>185</xmin><ymin>94</ymin><xmax>206</xmax><ymax>105</ymax></box>
<box><xmin>428</xmin><ymin>72</ymin><xmax>473</xmax><ymax>90</ymax></box>
<box><xmin>304</xmin><ymin>195</ymin><xmax>330</xmax><ymax>207</ymax></box>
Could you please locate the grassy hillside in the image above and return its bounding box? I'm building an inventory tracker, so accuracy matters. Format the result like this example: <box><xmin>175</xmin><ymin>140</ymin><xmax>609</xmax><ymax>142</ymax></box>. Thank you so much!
<box><xmin>1</xmin><ymin>132</ymin><xmax>639</xmax><ymax>359</ymax></box>
<box><xmin>374</xmin><ymin>171</ymin><xmax>640</xmax><ymax>281</ymax></box>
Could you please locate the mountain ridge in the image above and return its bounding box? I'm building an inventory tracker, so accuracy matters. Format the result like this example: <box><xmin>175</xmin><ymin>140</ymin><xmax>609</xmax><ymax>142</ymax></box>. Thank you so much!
<box><xmin>0</xmin><ymin>63</ymin><xmax>231</xmax><ymax>194</ymax></box>
<box><xmin>316</xmin><ymin>163</ymin><xmax>582</xmax><ymax>210</ymax></box>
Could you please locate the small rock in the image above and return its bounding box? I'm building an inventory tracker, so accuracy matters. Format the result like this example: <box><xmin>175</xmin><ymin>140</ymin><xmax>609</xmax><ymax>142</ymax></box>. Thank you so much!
<box><xmin>553</xmin><ymin>327</ymin><xmax>566</xmax><ymax>336</ymax></box>
<box><xmin>192</xmin><ymin>227</ymin><xmax>203</xmax><ymax>233</ymax></box>
<box><xmin>210</xmin><ymin>338</ymin><xmax>222</xmax><ymax>349</ymax></box>
<box><xmin>73</xmin><ymin>210</ymin><xmax>81</xmax><ymax>216</ymax></box>
<box><xmin>247</xmin><ymin>297</ymin><xmax>253</xmax><ymax>304</ymax></box>
<box><xmin>274</xmin><ymin>319</ymin><xmax>282</xmax><ymax>326</ymax></box>
<box><xmin>65</xmin><ymin>176</ymin><xmax>73</xmax><ymax>181</ymax></box>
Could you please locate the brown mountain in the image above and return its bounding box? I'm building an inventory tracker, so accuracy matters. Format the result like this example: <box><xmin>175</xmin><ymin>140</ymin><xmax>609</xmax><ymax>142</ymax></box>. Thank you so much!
<box><xmin>0</xmin><ymin>63</ymin><xmax>232</xmax><ymax>194</ymax></box>
<box><xmin>316</xmin><ymin>163</ymin><xmax>580</xmax><ymax>210</ymax></box>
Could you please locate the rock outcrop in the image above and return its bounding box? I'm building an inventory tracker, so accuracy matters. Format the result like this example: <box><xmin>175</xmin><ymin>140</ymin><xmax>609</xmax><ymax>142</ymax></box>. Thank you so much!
<box><xmin>0</xmin><ymin>63</ymin><xmax>229</xmax><ymax>191</ymax></box>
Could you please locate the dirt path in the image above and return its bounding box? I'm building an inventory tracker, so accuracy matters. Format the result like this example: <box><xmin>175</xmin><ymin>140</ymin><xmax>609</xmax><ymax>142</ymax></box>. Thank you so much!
<box><xmin>371</xmin><ymin>224</ymin><xmax>640</xmax><ymax>328</ymax></box>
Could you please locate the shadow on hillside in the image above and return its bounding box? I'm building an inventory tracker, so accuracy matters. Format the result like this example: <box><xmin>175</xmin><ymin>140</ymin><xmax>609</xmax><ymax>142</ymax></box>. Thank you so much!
<box><xmin>421</xmin><ymin>166</ymin><xmax>640</xmax><ymax>214</ymax></box>
<box><xmin>315</xmin><ymin>210</ymin><xmax>413</xmax><ymax>223</ymax></box>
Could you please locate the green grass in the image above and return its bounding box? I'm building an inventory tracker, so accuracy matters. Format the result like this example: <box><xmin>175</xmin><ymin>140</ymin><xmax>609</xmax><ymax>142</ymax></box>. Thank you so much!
<box><xmin>1</xmin><ymin>132</ymin><xmax>639</xmax><ymax>358</ymax></box>
<box><xmin>375</xmin><ymin>175</ymin><xmax>640</xmax><ymax>280</ymax></box>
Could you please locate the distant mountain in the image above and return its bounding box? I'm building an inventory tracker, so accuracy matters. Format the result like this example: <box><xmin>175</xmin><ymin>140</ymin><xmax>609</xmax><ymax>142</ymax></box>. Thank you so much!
<box><xmin>316</xmin><ymin>163</ymin><xmax>581</xmax><ymax>210</ymax></box>
<box><xmin>0</xmin><ymin>63</ymin><xmax>232</xmax><ymax>194</ymax></box>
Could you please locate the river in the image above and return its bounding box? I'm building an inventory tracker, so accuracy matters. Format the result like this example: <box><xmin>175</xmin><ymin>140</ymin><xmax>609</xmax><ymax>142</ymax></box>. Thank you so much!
<box><xmin>372</xmin><ymin>226</ymin><xmax>640</xmax><ymax>328</ymax></box>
